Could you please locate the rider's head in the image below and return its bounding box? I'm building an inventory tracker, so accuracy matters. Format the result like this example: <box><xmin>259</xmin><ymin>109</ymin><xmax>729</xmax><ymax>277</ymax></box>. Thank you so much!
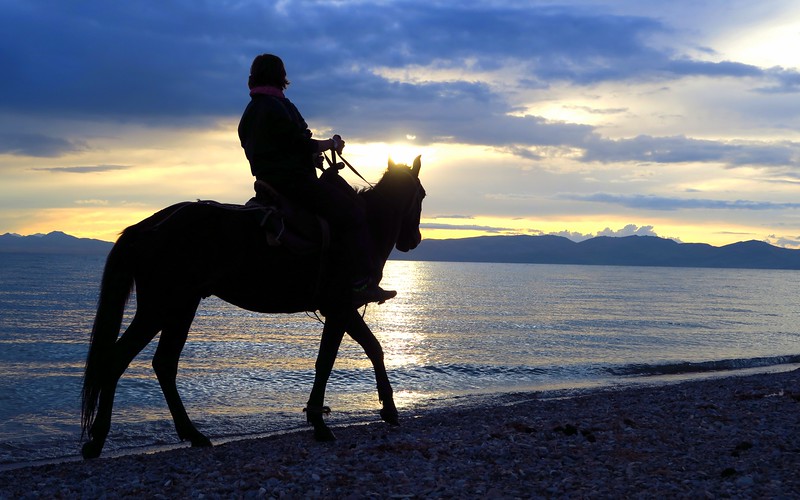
<box><xmin>248</xmin><ymin>54</ymin><xmax>289</xmax><ymax>90</ymax></box>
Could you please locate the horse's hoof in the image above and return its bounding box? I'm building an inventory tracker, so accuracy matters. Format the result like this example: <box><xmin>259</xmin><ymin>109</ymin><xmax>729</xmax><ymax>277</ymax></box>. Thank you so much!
<box><xmin>190</xmin><ymin>434</ymin><xmax>213</xmax><ymax>448</ymax></box>
<box><xmin>313</xmin><ymin>426</ymin><xmax>337</xmax><ymax>442</ymax></box>
<box><xmin>304</xmin><ymin>407</ymin><xmax>336</xmax><ymax>441</ymax></box>
<box><xmin>380</xmin><ymin>407</ymin><xmax>400</xmax><ymax>426</ymax></box>
<box><xmin>81</xmin><ymin>441</ymin><xmax>102</xmax><ymax>459</ymax></box>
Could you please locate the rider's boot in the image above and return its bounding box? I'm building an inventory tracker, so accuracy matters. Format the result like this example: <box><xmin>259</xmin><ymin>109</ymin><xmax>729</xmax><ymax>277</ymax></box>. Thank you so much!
<box><xmin>352</xmin><ymin>279</ymin><xmax>396</xmax><ymax>307</ymax></box>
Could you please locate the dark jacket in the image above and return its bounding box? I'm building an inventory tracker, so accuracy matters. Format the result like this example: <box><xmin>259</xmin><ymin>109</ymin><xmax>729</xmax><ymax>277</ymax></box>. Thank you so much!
<box><xmin>238</xmin><ymin>94</ymin><xmax>318</xmax><ymax>183</ymax></box>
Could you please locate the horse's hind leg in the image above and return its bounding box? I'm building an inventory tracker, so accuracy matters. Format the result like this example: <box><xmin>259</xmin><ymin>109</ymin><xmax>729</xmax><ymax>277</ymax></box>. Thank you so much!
<box><xmin>152</xmin><ymin>298</ymin><xmax>211</xmax><ymax>447</ymax></box>
<box><xmin>82</xmin><ymin>314</ymin><xmax>161</xmax><ymax>459</ymax></box>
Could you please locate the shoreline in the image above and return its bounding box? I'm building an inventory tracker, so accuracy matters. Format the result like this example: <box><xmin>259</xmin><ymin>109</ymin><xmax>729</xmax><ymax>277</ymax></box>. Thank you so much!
<box><xmin>2</xmin><ymin>368</ymin><xmax>799</xmax><ymax>497</ymax></box>
<box><xmin>5</xmin><ymin>363</ymin><xmax>796</xmax><ymax>473</ymax></box>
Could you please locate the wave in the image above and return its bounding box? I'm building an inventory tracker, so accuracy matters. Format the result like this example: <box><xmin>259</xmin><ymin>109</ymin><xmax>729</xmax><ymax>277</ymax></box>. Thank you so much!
<box><xmin>346</xmin><ymin>355</ymin><xmax>800</xmax><ymax>392</ymax></box>
<box><xmin>605</xmin><ymin>354</ymin><xmax>800</xmax><ymax>377</ymax></box>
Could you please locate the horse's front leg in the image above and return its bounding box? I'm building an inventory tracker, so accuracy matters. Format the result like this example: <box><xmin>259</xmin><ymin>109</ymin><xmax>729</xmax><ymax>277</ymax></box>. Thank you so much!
<box><xmin>306</xmin><ymin>312</ymin><xmax>346</xmax><ymax>441</ymax></box>
<box><xmin>345</xmin><ymin>309</ymin><xmax>399</xmax><ymax>426</ymax></box>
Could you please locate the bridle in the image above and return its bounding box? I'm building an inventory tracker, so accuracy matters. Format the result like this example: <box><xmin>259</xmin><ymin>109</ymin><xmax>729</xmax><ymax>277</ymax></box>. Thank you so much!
<box><xmin>322</xmin><ymin>151</ymin><xmax>374</xmax><ymax>188</ymax></box>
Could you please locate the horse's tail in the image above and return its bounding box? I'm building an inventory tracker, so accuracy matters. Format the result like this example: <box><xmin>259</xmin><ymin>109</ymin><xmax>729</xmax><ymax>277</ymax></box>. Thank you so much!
<box><xmin>80</xmin><ymin>227</ymin><xmax>137</xmax><ymax>439</ymax></box>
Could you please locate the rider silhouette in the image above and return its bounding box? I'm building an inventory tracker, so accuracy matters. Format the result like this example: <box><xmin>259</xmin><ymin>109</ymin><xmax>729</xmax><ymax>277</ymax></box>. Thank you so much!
<box><xmin>238</xmin><ymin>54</ymin><xmax>395</xmax><ymax>307</ymax></box>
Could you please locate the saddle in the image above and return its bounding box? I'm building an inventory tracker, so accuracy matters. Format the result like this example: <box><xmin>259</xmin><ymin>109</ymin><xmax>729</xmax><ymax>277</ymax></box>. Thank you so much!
<box><xmin>246</xmin><ymin>180</ymin><xmax>330</xmax><ymax>256</ymax></box>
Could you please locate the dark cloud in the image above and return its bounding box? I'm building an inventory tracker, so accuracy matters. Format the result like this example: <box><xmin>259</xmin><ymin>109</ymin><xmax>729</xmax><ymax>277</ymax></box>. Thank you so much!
<box><xmin>564</xmin><ymin>193</ymin><xmax>800</xmax><ymax>211</ymax></box>
<box><xmin>345</xmin><ymin>5</ymin><xmax>670</xmax><ymax>84</ymax></box>
<box><xmin>1</xmin><ymin>1</ymin><xmax>789</xmax><ymax>124</ymax></box>
<box><xmin>332</xmin><ymin>85</ymin><xmax>596</xmax><ymax>146</ymax></box>
<box><xmin>0</xmin><ymin>133</ymin><xmax>85</xmax><ymax>157</ymax></box>
<box><xmin>580</xmin><ymin>135</ymin><xmax>800</xmax><ymax>167</ymax></box>
<box><xmin>662</xmin><ymin>59</ymin><xmax>763</xmax><ymax>78</ymax></box>
<box><xmin>3</xmin><ymin>0</ymin><xmax>798</xmax><ymax>173</ymax></box>
<box><xmin>757</xmin><ymin>67</ymin><xmax>800</xmax><ymax>93</ymax></box>
<box><xmin>0</xmin><ymin>1</ymin><xmax>251</xmax><ymax>121</ymax></box>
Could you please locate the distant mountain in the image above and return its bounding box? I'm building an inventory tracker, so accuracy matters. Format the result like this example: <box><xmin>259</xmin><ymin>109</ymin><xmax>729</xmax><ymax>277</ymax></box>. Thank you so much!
<box><xmin>0</xmin><ymin>231</ymin><xmax>113</xmax><ymax>255</ymax></box>
<box><xmin>391</xmin><ymin>235</ymin><xmax>800</xmax><ymax>270</ymax></box>
<box><xmin>4</xmin><ymin>232</ymin><xmax>799</xmax><ymax>269</ymax></box>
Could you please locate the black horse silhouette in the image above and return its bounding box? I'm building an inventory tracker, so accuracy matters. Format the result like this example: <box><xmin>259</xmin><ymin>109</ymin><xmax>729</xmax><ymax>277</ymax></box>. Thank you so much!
<box><xmin>80</xmin><ymin>157</ymin><xmax>425</xmax><ymax>459</ymax></box>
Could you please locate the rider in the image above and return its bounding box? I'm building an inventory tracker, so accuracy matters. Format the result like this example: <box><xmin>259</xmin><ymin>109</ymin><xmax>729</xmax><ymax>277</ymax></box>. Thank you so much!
<box><xmin>238</xmin><ymin>53</ymin><xmax>395</xmax><ymax>307</ymax></box>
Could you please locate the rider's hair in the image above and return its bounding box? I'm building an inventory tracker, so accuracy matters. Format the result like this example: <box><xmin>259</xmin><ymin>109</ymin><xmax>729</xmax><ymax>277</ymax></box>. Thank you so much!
<box><xmin>248</xmin><ymin>54</ymin><xmax>290</xmax><ymax>90</ymax></box>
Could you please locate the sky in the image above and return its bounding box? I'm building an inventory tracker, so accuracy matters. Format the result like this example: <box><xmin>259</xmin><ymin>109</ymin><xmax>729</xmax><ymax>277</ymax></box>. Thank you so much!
<box><xmin>2</xmin><ymin>1</ymin><xmax>800</xmax><ymax>247</ymax></box>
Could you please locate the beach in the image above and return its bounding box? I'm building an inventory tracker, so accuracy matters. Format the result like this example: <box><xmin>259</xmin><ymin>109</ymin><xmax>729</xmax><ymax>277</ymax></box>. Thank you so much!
<box><xmin>1</xmin><ymin>369</ymin><xmax>799</xmax><ymax>498</ymax></box>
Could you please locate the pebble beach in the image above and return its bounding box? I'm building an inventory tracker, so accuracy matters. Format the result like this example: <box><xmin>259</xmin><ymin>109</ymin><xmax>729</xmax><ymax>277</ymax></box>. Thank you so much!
<box><xmin>2</xmin><ymin>369</ymin><xmax>799</xmax><ymax>498</ymax></box>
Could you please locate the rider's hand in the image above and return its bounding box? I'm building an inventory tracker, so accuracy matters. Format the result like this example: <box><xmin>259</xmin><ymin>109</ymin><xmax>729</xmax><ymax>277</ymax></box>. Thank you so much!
<box><xmin>331</xmin><ymin>135</ymin><xmax>345</xmax><ymax>154</ymax></box>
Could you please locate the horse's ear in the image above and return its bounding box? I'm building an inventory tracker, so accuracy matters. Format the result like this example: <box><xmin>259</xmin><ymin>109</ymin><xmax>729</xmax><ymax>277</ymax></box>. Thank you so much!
<box><xmin>388</xmin><ymin>157</ymin><xmax>396</xmax><ymax>170</ymax></box>
<box><xmin>411</xmin><ymin>155</ymin><xmax>421</xmax><ymax>177</ymax></box>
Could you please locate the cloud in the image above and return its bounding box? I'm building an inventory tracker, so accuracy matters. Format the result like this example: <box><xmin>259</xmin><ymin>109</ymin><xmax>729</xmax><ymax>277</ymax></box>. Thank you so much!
<box><xmin>31</xmin><ymin>165</ymin><xmax>131</xmax><ymax>174</ymax></box>
<box><xmin>564</xmin><ymin>193</ymin><xmax>800</xmax><ymax>211</ymax></box>
<box><xmin>596</xmin><ymin>224</ymin><xmax>659</xmax><ymax>237</ymax></box>
<box><xmin>766</xmin><ymin>234</ymin><xmax>800</xmax><ymax>248</ymax></box>
<box><xmin>421</xmin><ymin>223</ymin><xmax>671</xmax><ymax>241</ymax></box>
<box><xmin>662</xmin><ymin>59</ymin><xmax>763</xmax><ymax>79</ymax></box>
<box><xmin>546</xmin><ymin>224</ymin><xmax>679</xmax><ymax>242</ymax></box>
<box><xmin>75</xmin><ymin>199</ymin><xmax>110</xmax><ymax>206</ymax></box>
<box><xmin>757</xmin><ymin>67</ymin><xmax>800</xmax><ymax>93</ymax></box>
<box><xmin>0</xmin><ymin>133</ymin><xmax>85</xmax><ymax>157</ymax></box>
<box><xmin>1</xmin><ymin>1</ymin><xmax>793</xmax><ymax>130</ymax></box>
<box><xmin>420</xmin><ymin>222</ymin><xmax>514</xmax><ymax>233</ymax></box>
<box><xmin>0</xmin><ymin>1</ymin><xmax>248</xmax><ymax>121</ymax></box>
<box><xmin>2</xmin><ymin>0</ymin><xmax>797</xmax><ymax>191</ymax></box>
<box><xmin>564</xmin><ymin>105</ymin><xmax>628</xmax><ymax>115</ymax></box>
<box><xmin>580</xmin><ymin>135</ymin><xmax>800</xmax><ymax>167</ymax></box>
<box><xmin>546</xmin><ymin>229</ymin><xmax>596</xmax><ymax>241</ymax></box>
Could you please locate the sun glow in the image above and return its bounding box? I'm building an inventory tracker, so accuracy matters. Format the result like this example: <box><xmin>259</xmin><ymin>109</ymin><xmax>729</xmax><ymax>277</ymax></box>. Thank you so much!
<box><xmin>716</xmin><ymin>20</ymin><xmax>800</xmax><ymax>69</ymax></box>
<box><xmin>339</xmin><ymin>142</ymin><xmax>435</xmax><ymax>185</ymax></box>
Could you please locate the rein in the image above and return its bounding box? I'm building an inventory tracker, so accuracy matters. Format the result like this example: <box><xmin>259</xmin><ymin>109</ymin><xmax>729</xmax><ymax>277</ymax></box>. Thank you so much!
<box><xmin>323</xmin><ymin>151</ymin><xmax>374</xmax><ymax>187</ymax></box>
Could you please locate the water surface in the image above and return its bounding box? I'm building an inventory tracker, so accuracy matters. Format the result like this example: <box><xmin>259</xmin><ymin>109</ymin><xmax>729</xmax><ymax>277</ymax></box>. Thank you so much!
<box><xmin>1</xmin><ymin>255</ymin><xmax>798</xmax><ymax>466</ymax></box>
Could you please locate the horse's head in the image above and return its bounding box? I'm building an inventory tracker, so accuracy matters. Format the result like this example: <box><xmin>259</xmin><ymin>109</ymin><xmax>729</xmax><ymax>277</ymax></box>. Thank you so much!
<box><xmin>391</xmin><ymin>156</ymin><xmax>425</xmax><ymax>252</ymax></box>
<box><xmin>365</xmin><ymin>156</ymin><xmax>426</xmax><ymax>254</ymax></box>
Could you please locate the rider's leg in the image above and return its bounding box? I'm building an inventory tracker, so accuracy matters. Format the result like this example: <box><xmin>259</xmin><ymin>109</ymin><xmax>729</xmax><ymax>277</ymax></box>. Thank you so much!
<box><xmin>274</xmin><ymin>177</ymin><xmax>395</xmax><ymax>305</ymax></box>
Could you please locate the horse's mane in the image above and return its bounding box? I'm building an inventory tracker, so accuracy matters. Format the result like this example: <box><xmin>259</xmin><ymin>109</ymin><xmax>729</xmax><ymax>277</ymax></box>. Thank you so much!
<box><xmin>358</xmin><ymin>164</ymin><xmax>418</xmax><ymax>196</ymax></box>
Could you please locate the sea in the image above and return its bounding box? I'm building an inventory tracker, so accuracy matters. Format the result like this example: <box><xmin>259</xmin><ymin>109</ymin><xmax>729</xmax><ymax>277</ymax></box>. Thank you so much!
<box><xmin>1</xmin><ymin>253</ymin><xmax>799</xmax><ymax>469</ymax></box>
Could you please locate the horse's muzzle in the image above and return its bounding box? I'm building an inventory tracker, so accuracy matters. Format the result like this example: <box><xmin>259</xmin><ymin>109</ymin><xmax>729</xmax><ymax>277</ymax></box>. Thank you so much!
<box><xmin>396</xmin><ymin>233</ymin><xmax>421</xmax><ymax>253</ymax></box>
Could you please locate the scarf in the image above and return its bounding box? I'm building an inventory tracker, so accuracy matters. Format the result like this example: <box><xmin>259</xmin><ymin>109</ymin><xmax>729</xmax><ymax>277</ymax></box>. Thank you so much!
<box><xmin>249</xmin><ymin>86</ymin><xmax>285</xmax><ymax>98</ymax></box>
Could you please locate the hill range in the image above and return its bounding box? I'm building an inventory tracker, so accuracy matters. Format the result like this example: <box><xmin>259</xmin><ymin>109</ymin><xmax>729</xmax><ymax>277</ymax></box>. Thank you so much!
<box><xmin>390</xmin><ymin>234</ymin><xmax>800</xmax><ymax>270</ymax></box>
<box><xmin>0</xmin><ymin>231</ymin><xmax>113</xmax><ymax>255</ymax></box>
<box><xmin>2</xmin><ymin>232</ymin><xmax>800</xmax><ymax>270</ymax></box>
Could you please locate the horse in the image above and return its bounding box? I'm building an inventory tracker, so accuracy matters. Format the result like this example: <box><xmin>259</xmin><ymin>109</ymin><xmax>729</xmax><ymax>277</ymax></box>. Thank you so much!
<box><xmin>80</xmin><ymin>156</ymin><xmax>425</xmax><ymax>459</ymax></box>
